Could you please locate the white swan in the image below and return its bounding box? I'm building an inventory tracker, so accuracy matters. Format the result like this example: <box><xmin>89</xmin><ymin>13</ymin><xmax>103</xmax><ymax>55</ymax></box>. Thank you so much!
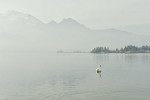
<box><xmin>96</xmin><ymin>65</ymin><xmax>101</xmax><ymax>73</ymax></box>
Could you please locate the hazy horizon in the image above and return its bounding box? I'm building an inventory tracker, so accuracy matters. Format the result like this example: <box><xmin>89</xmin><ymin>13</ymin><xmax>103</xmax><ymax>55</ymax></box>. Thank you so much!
<box><xmin>1</xmin><ymin>1</ymin><xmax>150</xmax><ymax>100</ymax></box>
<box><xmin>0</xmin><ymin>0</ymin><xmax>150</xmax><ymax>52</ymax></box>
<box><xmin>0</xmin><ymin>0</ymin><xmax>150</xmax><ymax>30</ymax></box>
<box><xmin>0</xmin><ymin>10</ymin><xmax>150</xmax><ymax>52</ymax></box>
<box><xmin>1</xmin><ymin>10</ymin><xmax>150</xmax><ymax>35</ymax></box>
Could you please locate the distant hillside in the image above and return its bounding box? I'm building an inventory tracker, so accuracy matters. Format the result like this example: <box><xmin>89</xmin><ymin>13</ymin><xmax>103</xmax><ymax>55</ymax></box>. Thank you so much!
<box><xmin>120</xmin><ymin>24</ymin><xmax>150</xmax><ymax>35</ymax></box>
<box><xmin>0</xmin><ymin>11</ymin><xmax>150</xmax><ymax>52</ymax></box>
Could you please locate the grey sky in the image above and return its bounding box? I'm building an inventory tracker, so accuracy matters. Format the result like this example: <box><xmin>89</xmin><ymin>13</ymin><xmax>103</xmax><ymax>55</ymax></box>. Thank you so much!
<box><xmin>0</xmin><ymin>0</ymin><xmax>150</xmax><ymax>29</ymax></box>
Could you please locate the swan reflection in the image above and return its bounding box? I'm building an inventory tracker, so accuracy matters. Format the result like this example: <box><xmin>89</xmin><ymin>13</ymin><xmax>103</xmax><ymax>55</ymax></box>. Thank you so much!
<box><xmin>96</xmin><ymin>70</ymin><xmax>102</xmax><ymax>77</ymax></box>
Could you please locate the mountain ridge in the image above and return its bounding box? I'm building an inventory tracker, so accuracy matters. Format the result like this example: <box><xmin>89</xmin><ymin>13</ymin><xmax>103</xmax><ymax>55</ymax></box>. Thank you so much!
<box><xmin>0</xmin><ymin>11</ymin><xmax>150</xmax><ymax>52</ymax></box>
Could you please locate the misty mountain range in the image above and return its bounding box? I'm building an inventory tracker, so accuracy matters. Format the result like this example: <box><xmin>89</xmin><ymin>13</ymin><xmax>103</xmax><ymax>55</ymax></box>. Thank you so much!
<box><xmin>0</xmin><ymin>11</ymin><xmax>150</xmax><ymax>52</ymax></box>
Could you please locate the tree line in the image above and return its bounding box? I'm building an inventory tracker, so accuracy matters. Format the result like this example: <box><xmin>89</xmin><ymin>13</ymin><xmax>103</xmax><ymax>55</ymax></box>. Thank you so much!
<box><xmin>91</xmin><ymin>45</ymin><xmax>150</xmax><ymax>53</ymax></box>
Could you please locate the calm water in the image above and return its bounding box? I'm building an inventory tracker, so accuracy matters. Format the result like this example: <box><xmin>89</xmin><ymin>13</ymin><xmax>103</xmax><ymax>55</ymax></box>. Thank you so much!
<box><xmin>0</xmin><ymin>53</ymin><xmax>150</xmax><ymax>100</ymax></box>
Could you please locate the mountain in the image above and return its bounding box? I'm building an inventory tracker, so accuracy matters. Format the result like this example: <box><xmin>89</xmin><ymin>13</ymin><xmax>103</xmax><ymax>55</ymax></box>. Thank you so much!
<box><xmin>93</xmin><ymin>29</ymin><xmax>150</xmax><ymax>49</ymax></box>
<box><xmin>120</xmin><ymin>24</ymin><xmax>150</xmax><ymax>35</ymax></box>
<box><xmin>59</xmin><ymin>18</ymin><xmax>88</xmax><ymax>29</ymax></box>
<box><xmin>0</xmin><ymin>10</ymin><xmax>44</xmax><ymax>28</ymax></box>
<box><xmin>48</xmin><ymin>21</ymin><xmax>58</xmax><ymax>26</ymax></box>
<box><xmin>0</xmin><ymin>11</ymin><xmax>150</xmax><ymax>52</ymax></box>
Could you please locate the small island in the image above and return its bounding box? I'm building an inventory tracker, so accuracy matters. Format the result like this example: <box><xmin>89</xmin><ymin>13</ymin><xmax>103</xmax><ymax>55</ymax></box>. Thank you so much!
<box><xmin>91</xmin><ymin>45</ymin><xmax>150</xmax><ymax>53</ymax></box>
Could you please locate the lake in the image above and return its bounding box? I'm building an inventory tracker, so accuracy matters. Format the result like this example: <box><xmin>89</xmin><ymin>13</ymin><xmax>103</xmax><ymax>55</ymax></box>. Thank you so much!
<box><xmin>0</xmin><ymin>53</ymin><xmax>150</xmax><ymax>100</ymax></box>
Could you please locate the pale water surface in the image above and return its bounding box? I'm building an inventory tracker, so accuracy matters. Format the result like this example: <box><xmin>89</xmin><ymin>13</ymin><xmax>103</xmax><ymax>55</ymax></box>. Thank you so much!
<box><xmin>0</xmin><ymin>53</ymin><xmax>150</xmax><ymax>100</ymax></box>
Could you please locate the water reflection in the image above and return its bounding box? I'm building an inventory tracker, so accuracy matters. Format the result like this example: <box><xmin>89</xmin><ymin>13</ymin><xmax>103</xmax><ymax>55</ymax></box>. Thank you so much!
<box><xmin>141</xmin><ymin>54</ymin><xmax>150</xmax><ymax>64</ymax></box>
<box><xmin>93</xmin><ymin>54</ymin><xmax>110</xmax><ymax>65</ymax></box>
<box><xmin>124</xmin><ymin>54</ymin><xmax>139</xmax><ymax>63</ymax></box>
<box><xmin>124</xmin><ymin>54</ymin><xmax>150</xmax><ymax>64</ymax></box>
<box><xmin>93</xmin><ymin>53</ymin><xmax>150</xmax><ymax>65</ymax></box>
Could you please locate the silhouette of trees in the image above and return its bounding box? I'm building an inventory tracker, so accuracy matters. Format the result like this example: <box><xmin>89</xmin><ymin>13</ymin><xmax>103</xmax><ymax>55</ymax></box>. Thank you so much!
<box><xmin>91</xmin><ymin>47</ymin><xmax>109</xmax><ymax>53</ymax></box>
<box><xmin>91</xmin><ymin>45</ymin><xmax>150</xmax><ymax>53</ymax></box>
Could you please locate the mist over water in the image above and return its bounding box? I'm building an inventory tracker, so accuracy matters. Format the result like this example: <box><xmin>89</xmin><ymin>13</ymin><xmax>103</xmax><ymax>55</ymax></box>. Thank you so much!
<box><xmin>0</xmin><ymin>53</ymin><xmax>150</xmax><ymax>100</ymax></box>
<box><xmin>1</xmin><ymin>0</ymin><xmax>150</xmax><ymax>99</ymax></box>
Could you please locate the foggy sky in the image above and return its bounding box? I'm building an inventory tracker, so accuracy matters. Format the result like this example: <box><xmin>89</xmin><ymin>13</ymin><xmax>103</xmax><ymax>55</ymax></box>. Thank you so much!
<box><xmin>0</xmin><ymin>0</ymin><xmax>150</xmax><ymax>29</ymax></box>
